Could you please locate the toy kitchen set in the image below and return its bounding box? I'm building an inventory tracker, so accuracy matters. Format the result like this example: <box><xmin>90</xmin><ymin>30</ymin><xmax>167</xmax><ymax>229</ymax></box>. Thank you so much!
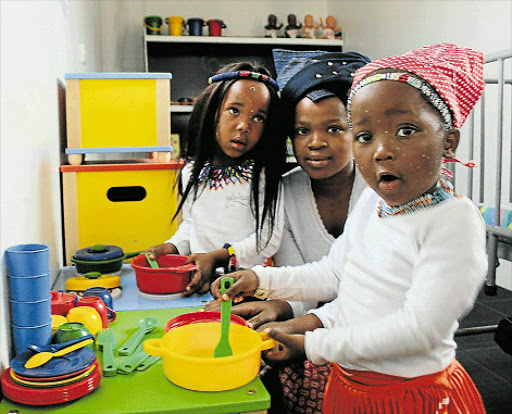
<box><xmin>1</xmin><ymin>71</ymin><xmax>272</xmax><ymax>413</ymax></box>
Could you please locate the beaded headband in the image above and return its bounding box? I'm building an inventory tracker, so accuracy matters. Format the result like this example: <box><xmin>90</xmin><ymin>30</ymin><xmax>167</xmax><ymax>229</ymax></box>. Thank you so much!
<box><xmin>347</xmin><ymin>72</ymin><xmax>454</xmax><ymax>130</ymax></box>
<box><xmin>208</xmin><ymin>71</ymin><xmax>279</xmax><ymax>92</ymax></box>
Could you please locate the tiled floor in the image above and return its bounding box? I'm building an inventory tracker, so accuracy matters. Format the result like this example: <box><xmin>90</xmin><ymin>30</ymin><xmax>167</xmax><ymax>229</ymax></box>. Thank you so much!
<box><xmin>456</xmin><ymin>286</ymin><xmax>512</xmax><ymax>414</ymax></box>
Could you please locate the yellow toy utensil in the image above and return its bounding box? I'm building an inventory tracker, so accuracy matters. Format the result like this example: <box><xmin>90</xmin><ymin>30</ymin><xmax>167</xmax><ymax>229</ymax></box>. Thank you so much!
<box><xmin>24</xmin><ymin>339</ymin><xmax>94</xmax><ymax>369</ymax></box>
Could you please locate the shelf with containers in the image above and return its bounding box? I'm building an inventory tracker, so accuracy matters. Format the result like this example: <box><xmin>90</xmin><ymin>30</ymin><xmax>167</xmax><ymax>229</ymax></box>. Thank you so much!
<box><xmin>143</xmin><ymin>32</ymin><xmax>343</xmax><ymax>140</ymax></box>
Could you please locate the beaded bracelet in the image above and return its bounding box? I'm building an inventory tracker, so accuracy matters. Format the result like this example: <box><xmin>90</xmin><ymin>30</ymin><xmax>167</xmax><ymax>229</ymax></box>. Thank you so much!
<box><xmin>223</xmin><ymin>243</ymin><xmax>237</xmax><ymax>274</ymax></box>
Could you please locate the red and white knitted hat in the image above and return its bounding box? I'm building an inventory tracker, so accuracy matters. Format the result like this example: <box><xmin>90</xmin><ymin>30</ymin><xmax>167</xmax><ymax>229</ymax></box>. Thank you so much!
<box><xmin>350</xmin><ymin>44</ymin><xmax>484</xmax><ymax>128</ymax></box>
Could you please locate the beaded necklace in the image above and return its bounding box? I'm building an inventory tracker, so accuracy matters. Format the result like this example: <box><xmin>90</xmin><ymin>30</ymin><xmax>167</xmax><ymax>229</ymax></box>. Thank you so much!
<box><xmin>378</xmin><ymin>177</ymin><xmax>460</xmax><ymax>218</ymax></box>
<box><xmin>197</xmin><ymin>159</ymin><xmax>254</xmax><ymax>190</ymax></box>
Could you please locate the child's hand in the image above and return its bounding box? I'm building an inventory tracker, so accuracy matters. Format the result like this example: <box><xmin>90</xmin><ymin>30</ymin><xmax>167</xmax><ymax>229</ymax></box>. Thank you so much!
<box><xmin>262</xmin><ymin>328</ymin><xmax>306</xmax><ymax>364</ymax></box>
<box><xmin>181</xmin><ymin>253</ymin><xmax>218</xmax><ymax>297</ymax></box>
<box><xmin>143</xmin><ymin>243</ymin><xmax>178</xmax><ymax>260</ymax></box>
<box><xmin>210</xmin><ymin>270</ymin><xmax>259</xmax><ymax>303</ymax></box>
<box><xmin>203</xmin><ymin>299</ymin><xmax>293</xmax><ymax>329</ymax></box>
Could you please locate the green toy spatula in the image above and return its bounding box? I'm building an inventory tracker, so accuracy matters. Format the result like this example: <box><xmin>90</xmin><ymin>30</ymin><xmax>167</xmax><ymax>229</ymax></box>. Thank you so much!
<box><xmin>213</xmin><ymin>277</ymin><xmax>235</xmax><ymax>358</ymax></box>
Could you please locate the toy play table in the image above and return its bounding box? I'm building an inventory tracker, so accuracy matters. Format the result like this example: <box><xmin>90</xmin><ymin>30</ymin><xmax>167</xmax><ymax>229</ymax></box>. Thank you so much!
<box><xmin>1</xmin><ymin>267</ymin><xmax>270</xmax><ymax>413</ymax></box>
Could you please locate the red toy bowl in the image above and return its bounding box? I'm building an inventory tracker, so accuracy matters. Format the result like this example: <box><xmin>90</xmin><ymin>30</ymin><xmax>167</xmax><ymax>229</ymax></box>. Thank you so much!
<box><xmin>165</xmin><ymin>311</ymin><xmax>249</xmax><ymax>332</ymax></box>
<box><xmin>131</xmin><ymin>254</ymin><xmax>197</xmax><ymax>294</ymax></box>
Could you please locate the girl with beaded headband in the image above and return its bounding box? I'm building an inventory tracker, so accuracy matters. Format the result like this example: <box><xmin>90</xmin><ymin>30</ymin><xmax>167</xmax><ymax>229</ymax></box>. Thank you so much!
<box><xmin>211</xmin><ymin>44</ymin><xmax>487</xmax><ymax>414</ymax></box>
<box><xmin>144</xmin><ymin>62</ymin><xmax>287</xmax><ymax>296</ymax></box>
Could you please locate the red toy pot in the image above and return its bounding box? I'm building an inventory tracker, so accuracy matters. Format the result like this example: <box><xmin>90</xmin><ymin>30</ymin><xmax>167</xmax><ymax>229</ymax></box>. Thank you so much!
<box><xmin>131</xmin><ymin>254</ymin><xmax>196</xmax><ymax>294</ymax></box>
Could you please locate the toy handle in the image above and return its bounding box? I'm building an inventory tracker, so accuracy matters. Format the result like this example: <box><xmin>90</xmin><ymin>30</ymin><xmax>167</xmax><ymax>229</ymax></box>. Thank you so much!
<box><xmin>143</xmin><ymin>338</ymin><xmax>165</xmax><ymax>357</ymax></box>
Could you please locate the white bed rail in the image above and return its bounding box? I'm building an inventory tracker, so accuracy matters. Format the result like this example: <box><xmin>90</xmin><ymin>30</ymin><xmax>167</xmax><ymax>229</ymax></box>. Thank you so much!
<box><xmin>469</xmin><ymin>50</ymin><xmax>512</xmax><ymax>295</ymax></box>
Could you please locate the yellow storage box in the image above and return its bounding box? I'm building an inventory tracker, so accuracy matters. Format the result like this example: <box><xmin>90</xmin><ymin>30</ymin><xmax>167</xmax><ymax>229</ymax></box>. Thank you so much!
<box><xmin>61</xmin><ymin>162</ymin><xmax>183</xmax><ymax>265</ymax></box>
<box><xmin>65</xmin><ymin>73</ymin><xmax>172</xmax><ymax>164</ymax></box>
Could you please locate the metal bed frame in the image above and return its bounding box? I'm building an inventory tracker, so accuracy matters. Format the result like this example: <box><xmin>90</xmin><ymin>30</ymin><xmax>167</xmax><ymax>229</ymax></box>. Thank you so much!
<box><xmin>455</xmin><ymin>49</ymin><xmax>512</xmax><ymax>338</ymax></box>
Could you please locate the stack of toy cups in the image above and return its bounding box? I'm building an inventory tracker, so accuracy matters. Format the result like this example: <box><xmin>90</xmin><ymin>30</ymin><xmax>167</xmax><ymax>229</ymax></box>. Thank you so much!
<box><xmin>7</xmin><ymin>244</ymin><xmax>52</xmax><ymax>355</ymax></box>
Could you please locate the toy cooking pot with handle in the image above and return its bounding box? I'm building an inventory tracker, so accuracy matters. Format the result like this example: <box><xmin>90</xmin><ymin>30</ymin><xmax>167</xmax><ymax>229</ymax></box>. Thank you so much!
<box><xmin>70</xmin><ymin>244</ymin><xmax>141</xmax><ymax>274</ymax></box>
<box><xmin>144</xmin><ymin>322</ymin><xmax>276</xmax><ymax>391</ymax></box>
<box><xmin>131</xmin><ymin>254</ymin><xmax>197</xmax><ymax>294</ymax></box>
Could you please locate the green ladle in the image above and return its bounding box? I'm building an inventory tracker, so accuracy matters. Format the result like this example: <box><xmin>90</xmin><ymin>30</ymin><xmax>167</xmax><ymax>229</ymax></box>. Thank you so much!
<box><xmin>213</xmin><ymin>277</ymin><xmax>234</xmax><ymax>358</ymax></box>
<box><xmin>118</xmin><ymin>316</ymin><xmax>158</xmax><ymax>356</ymax></box>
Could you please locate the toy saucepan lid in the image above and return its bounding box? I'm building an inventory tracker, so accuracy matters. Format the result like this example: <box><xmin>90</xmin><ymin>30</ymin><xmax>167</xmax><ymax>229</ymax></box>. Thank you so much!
<box><xmin>66</xmin><ymin>271</ymin><xmax>121</xmax><ymax>291</ymax></box>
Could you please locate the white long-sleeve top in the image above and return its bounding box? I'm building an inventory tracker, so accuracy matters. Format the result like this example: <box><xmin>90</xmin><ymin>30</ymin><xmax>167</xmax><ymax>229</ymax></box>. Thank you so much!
<box><xmin>253</xmin><ymin>187</ymin><xmax>487</xmax><ymax>378</ymax></box>
<box><xmin>272</xmin><ymin>166</ymin><xmax>366</xmax><ymax>317</ymax></box>
<box><xmin>167</xmin><ymin>161</ymin><xmax>283</xmax><ymax>268</ymax></box>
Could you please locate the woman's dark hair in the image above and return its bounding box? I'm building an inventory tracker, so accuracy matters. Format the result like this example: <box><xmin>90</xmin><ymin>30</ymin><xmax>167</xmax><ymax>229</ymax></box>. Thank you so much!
<box><xmin>173</xmin><ymin>62</ymin><xmax>287</xmax><ymax>249</ymax></box>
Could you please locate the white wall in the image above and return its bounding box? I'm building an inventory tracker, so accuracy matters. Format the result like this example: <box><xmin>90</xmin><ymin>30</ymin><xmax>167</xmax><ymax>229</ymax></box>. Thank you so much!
<box><xmin>327</xmin><ymin>0</ymin><xmax>511</xmax><ymax>59</ymax></box>
<box><xmin>0</xmin><ymin>0</ymin><xmax>103</xmax><ymax>373</ymax></box>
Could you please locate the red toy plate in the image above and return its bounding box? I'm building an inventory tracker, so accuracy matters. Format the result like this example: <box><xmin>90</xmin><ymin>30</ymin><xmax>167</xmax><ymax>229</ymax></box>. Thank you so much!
<box><xmin>165</xmin><ymin>311</ymin><xmax>249</xmax><ymax>332</ymax></box>
<box><xmin>2</xmin><ymin>361</ymin><xmax>101</xmax><ymax>405</ymax></box>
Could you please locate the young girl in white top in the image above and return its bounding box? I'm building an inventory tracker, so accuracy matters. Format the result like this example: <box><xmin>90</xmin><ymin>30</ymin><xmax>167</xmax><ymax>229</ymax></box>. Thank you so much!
<box><xmin>146</xmin><ymin>62</ymin><xmax>286</xmax><ymax>296</ymax></box>
<box><xmin>212</xmin><ymin>44</ymin><xmax>487</xmax><ymax>414</ymax></box>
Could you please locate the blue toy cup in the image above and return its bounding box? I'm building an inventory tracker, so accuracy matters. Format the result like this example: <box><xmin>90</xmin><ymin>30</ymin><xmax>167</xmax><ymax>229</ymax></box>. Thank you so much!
<box><xmin>6</xmin><ymin>243</ymin><xmax>50</xmax><ymax>276</ymax></box>
<box><xmin>9</xmin><ymin>272</ymin><xmax>51</xmax><ymax>302</ymax></box>
<box><xmin>10</xmin><ymin>296</ymin><xmax>52</xmax><ymax>327</ymax></box>
<box><xmin>11</xmin><ymin>322</ymin><xmax>52</xmax><ymax>355</ymax></box>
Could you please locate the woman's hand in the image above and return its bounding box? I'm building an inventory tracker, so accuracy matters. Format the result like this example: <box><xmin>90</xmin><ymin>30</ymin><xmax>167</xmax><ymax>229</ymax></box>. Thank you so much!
<box><xmin>143</xmin><ymin>243</ymin><xmax>178</xmax><ymax>259</ymax></box>
<box><xmin>204</xmin><ymin>299</ymin><xmax>293</xmax><ymax>329</ymax></box>
<box><xmin>181</xmin><ymin>250</ymin><xmax>227</xmax><ymax>297</ymax></box>
<box><xmin>210</xmin><ymin>270</ymin><xmax>260</xmax><ymax>303</ymax></box>
<box><xmin>263</xmin><ymin>327</ymin><xmax>306</xmax><ymax>364</ymax></box>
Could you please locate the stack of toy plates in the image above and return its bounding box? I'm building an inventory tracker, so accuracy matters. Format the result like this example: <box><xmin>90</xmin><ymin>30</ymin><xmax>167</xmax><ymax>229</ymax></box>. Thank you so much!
<box><xmin>2</xmin><ymin>347</ymin><xmax>100</xmax><ymax>405</ymax></box>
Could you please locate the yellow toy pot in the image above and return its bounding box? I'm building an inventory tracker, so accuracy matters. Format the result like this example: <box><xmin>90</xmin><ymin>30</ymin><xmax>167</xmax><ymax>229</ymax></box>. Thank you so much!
<box><xmin>144</xmin><ymin>322</ymin><xmax>276</xmax><ymax>391</ymax></box>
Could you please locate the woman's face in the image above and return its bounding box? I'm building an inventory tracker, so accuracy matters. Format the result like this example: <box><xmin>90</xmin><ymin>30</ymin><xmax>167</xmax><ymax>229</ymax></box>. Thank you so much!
<box><xmin>293</xmin><ymin>96</ymin><xmax>353</xmax><ymax>180</ymax></box>
<box><xmin>350</xmin><ymin>80</ymin><xmax>459</xmax><ymax>206</ymax></box>
<box><xmin>214</xmin><ymin>79</ymin><xmax>270</xmax><ymax>166</ymax></box>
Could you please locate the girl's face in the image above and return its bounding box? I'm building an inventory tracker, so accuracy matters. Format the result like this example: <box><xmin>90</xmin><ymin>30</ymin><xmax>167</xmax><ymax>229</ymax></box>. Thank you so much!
<box><xmin>293</xmin><ymin>96</ymin><xmax>353</xmax><ymax>181</ymax></box>
<box><xmin>214</xmin><ymin>79</ymin><xmax>270</xmax><ymax>166</ymax></box>
<box><xmin>350</xmin><ymin>81</ymin><xmax>459</xmax><ymax>206</ymax></box>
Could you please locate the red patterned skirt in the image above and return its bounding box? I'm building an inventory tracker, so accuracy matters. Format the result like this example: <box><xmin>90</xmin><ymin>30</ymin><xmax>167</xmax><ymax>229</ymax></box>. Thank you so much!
<box><xmin>278</xmin><ymin>360</ymin><xmax>331</xmax><ymax>414</ymax></box>
<box><xmin>323</xmin><ymin>359</ymin><xmax>486</xmax><ymax>414</ymax></box>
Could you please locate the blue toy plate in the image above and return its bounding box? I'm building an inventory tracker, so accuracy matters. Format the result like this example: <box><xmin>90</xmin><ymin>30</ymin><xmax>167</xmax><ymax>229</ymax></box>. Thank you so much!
<box><xmin>11</xmin><ymin>347</ymin><xmax>96</xmax><ymax>378</ymax></box>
